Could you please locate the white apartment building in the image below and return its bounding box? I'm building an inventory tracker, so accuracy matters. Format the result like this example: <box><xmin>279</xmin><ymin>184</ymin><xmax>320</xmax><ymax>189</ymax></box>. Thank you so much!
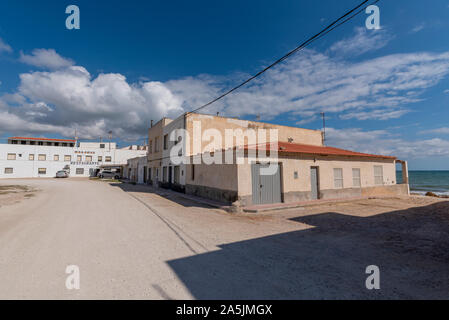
<box><xmin>0</xmin><ymin>137</ymin><xmax>147</xmax><ymax>179</ymax></box>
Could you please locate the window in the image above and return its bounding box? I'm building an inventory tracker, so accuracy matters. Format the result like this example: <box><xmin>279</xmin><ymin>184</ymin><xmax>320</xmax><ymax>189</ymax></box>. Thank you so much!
<box><xmin>155</xmin><ymin>137</ymin><xmax>159</xmax><ymax>152</ymax></box>
<box><xmin>70</xmin><ymin>143</ymin><xmax>74</xmax><ymax>147</ymax></box>
<box><xmin>98</xmin><ymin>156</ymin><xmax>102</xmax><ymax>162</ymax></box>
<box><xmin>374</xmin><ymin>165</ymin><xmax>383</xmax><ymax>185</ymax></box>
<box><xmin>352</xmin><ymin>168</ymin><xmax>361</xmax><ymax>187</ymax></box>
<box><xmin>149</xmin><ymin>140</ymin><xmax>153</xmax><ymax>154</ymax></box>
<box><xmin>191</xmin><ymin>164</ymin><xmax>195</xmax><ymax>181</ymax></box>
<box><xmin>64</xmin><ymin>155</ymin><xmax>71</xmax><ymax>162</ymax></box>
<box><xmin>30</xmin><ymin>141</ymin><xmax>35</xmax><ymax>145</ymax></box>
<box><xmin>38</xmin><ymin>141</ymin><xmax>43</xmax><ymax>146</ymax></box>
<box><xmin>7</xmin><ymin>153</ymin><xmax>16</xmax><ymax>160</ymax></box>
<box><xmin>86</xmin><ymin>155</ymin><xmax>92</xmax><ymax>162</ymax></box>
<box><xmin>29</xmin><ymin>154</ymin><xmax>35</xmax><ymax>161</ymax></box>
<box><xmin>38</xmin><ymin>154</ymin><xmax>46</xmax><ymax>161</ymax></box>
<box><xmin>76</xmin><ymin>168</ymin><xmax>84</xmax><ymax>175</ymax></box>
<box><xmin>62</xmin><ymin>143</ymin><xmax>67</xmax><ymax>147</ymax></box>
<box><xmin>174</xmin><ymin>166</ymin><xmax>180</xmax><ymax>184</ymax></box>
<box><xmin>11</xmin><ymin>140</ymin><xmax>18</xmax><ymax>144</ymax></box>
<box><xmin>54</xmin><ymin>142</ymin><xmax>59</xmax><ymax>146</ymax></box>
<box><xmin>333</xmin><ymin>168</ymin><xmax>343</xmax><ymax>189</ymax></box>
<box><xmin>77</xmin><ymin>155</ymin><xmax>82</xmax><ymax>162</ymax></box>
<box><xmin>105</xmin><ymin>156</ymin><xmax>112</xmax><ymax>162</ymax></box>
<box><xmin>21</xmin><ymin>140</ymin><xmax>26</xmax><ymax>145</ymax></box>
<box><xmin>4</xmin><ymin>168</ymin><xmax>13</xmax><ymax>174</ymax></box>
<box><xmin>163</xmin><ymin>167</ymin><xmax>167</xmax><ymax>182</ymax></box>
<box><xmin>38</xmin><ymin>168</ymin><xmax>47</xmax><ymax>175</ymax></box>
<box><xmin>54</xmin><ymin>155</ymin><xmax>60</xmax><ymax>161</ymax></box>
<box><xmin>163</xmin><ymin>134</ymin><xmax>168</xmax><ymax>150</ymax></box>
<box><xmin>46</xmin><ymin>142</ymin><xmax>51</xmax><ymax>146</ymax></box>
<box><xmin>100</xmin><ymin>144</ymin><xmax>105</xmax><ymax>149</ymax></box>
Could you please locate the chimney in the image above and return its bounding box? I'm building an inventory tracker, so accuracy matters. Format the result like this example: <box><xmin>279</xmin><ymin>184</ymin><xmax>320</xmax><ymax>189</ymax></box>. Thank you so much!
<box><xmin>150</xmin><ymin>120</ymin><xmax>154</xmax><ymax>128</ymax></box>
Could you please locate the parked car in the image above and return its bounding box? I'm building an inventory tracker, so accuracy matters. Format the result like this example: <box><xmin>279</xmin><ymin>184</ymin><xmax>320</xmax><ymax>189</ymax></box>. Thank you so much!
<box><xmin>97</xmin><ymin>170</ymin><xmax>120</xmax><ymax>180</ymax></box>
<box><xmin>55</xmin><ymin>170</ymin><xmax>69</xmax><ymax>178</ymax></box>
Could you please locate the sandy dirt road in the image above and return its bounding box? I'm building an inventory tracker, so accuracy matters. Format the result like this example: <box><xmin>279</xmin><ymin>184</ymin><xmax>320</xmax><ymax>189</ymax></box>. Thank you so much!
<box><xmin>0</xmin><ymin>178</ymin><xmax>449</xmax><ymax>299</ymax></box>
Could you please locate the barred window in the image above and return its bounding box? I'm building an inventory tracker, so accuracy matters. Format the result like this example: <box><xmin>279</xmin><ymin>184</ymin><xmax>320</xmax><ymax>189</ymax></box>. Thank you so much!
<box><xmin>374</xmin><ymin>166</ymin><xmax>384</xmax><ymax>185</ymax></box>
<box><xmin>352</xmin><ymin>168</ymin><xmax>361</xmax><ymax>187</ymax></box>
<box><xmin>333</xmin><ymin>168</ymin><xmax>343</xmax><ymax>189</ymax></box>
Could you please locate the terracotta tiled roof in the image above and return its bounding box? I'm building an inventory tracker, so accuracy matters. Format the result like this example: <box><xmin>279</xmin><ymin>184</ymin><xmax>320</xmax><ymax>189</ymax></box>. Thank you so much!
<box><xmin>8</xmin><ymin>137</ymin><xmax>76</xmax><ymax>142</ymax></box>
<box><xmin>244</xmin><ymin>141</ymin><xmax>396</xmax><ymax>160</ymax></box>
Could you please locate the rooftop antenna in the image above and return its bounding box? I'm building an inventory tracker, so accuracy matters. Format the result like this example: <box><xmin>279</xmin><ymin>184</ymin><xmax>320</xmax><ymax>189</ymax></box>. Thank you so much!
<box><xmin>320</xmin><ymin>112</ymin><xmax>326</xmax><ymax>146</ymax></box>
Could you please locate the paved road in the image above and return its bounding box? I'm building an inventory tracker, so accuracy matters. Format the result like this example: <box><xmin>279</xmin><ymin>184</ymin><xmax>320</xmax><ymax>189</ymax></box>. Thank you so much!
<box><xmin>0</xmin><ymin>179</ymin><xmax>201</xmax><ymax>299</ymax></box>
<box><xmin>1</xmin><ymin>178</ymin><xmax>448</xmax><ymax>299</ymax></box>
<box><xmin>0</xmin><ymin>178</ymin><xmax>303</xmax><ymax>299</ymax></box>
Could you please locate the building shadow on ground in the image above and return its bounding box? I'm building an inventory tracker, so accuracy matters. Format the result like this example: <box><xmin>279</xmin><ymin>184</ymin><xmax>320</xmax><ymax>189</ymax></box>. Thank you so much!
<box><xmin>165</xmin><ymin>202</ymin><xmax>449</xmax><ymax>299</ymax></box>
<box><xmin>110</xmin><ymin>182</ymin><xmax>219</xmax><ymax>209</ymax></box>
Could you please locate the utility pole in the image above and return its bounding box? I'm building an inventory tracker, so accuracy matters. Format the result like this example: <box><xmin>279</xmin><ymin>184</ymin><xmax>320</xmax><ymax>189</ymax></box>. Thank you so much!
<box><xmin>320</xmin><ymin>112</ymin><xmax>326</xmax><ymax>146</ymax></box>
<box><xmin>108</xmin><ymin>131</ymin><xmax>112</xmax><ymax>151</ymax></box>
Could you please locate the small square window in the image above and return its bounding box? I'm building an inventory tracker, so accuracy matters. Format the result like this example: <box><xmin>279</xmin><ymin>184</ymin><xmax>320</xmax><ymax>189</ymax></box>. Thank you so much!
<box><xmin>4</xmin><ymin>168</ymin><xmax>13</xmax><ymax>174</ymax></box>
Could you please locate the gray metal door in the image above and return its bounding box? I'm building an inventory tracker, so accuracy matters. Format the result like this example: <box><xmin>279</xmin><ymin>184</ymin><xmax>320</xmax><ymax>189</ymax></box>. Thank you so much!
<box><xmin>310</xmin><ymin>167</ymin><xmax>319</xmax><ymax>200</ymax></box>
<box><xmin>251</xmin><ymin>163</ymin><xmax>282</xmax><ymax>205</ymax></box>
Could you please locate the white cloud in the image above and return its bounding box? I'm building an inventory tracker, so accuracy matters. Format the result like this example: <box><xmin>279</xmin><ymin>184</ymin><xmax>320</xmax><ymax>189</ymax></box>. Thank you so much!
<box><xmin>0</xmin><ymin>66</ymin><xmax>183</xmax><ymax>139</ymax></box>
<box><xmin>19</xmin><ymin>49</ymin><xmax>74</xmax><ymax>69</ymax></box>
<box><xmin>0</xmin><ymin>38</ymin><xmax>12</xmax><ymax>53</ymax></box>
<box><xmin>411</xmin><ymin>23</ymin><xmax>425</xmax><ymax>33</ymax></box>
<box><xmin>1</xmin><ymin>40</ymin><xmax>449</xmax><ymax>142</ymax></box>
<box><xmin>326</xmin><ymin>127</ymin><xmax>449</xmax><ymax>159</ymax></box>
<box><xmin>420</xmin><ymin>127</ymin><xmax>449</xmax><ymax>135</ymax></box>
<box><xmin>329</xmin><ymin>27</ymin><xmax>393</xmax><ymax>56</ymax></box>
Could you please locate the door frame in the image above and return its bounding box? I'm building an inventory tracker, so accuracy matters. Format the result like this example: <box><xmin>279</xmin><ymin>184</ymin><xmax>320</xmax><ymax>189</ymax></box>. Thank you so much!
<box><xmin>251</xmin><ymin>161</ymin><xmax>283</xmax><ymax>205</ymax></box>
<box><xmin>310</xmin><ymin>166</ymin><xmax>320</xmax><ymax>200</ymax></box>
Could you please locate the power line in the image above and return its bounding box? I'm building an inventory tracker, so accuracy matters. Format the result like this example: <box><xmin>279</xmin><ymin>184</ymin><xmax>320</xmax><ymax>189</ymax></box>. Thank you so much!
<box><xmin>189</xmin><ymin>0</ymin><xmax>380</xmax><ymax>115</ymax></box>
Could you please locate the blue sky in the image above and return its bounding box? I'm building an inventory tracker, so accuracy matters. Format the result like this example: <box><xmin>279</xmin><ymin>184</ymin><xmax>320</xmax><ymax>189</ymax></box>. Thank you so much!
<box><xmin>0</xmin><ymin>0</ymin><xmax>449</xmax><ymax>169</ymax></box>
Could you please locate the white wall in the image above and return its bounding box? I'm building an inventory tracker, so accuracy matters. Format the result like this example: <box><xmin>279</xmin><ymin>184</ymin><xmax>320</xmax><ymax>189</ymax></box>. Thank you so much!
<box><xmin>0</xmin><ymin>143</ymin><xmax>147</xmax><ymax>179</ymax></box>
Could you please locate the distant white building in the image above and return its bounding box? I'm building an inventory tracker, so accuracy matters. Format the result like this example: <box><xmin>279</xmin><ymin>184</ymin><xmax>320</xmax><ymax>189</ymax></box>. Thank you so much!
<box><xmin>0</xmin><ymin>137</ymin><xmax>147</xmax><ymax>179</ymax></box>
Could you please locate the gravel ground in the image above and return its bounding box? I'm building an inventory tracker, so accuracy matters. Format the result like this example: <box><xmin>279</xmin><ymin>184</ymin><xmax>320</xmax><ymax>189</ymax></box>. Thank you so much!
<box><xmin>0</xmin><ymin>178</ymin><xmax>448</xmax><ymax>299</ymax></box>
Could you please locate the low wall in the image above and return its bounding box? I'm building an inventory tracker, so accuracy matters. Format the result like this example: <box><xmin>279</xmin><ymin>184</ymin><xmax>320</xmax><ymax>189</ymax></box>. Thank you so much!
<box><xmin>185</xmin><ymin>184</ymin><xmax>238</xmax><ymax>204</ymax></box>
<box><xmin>320</xmin><ymin>184</ymin><xmax>409</xmax><ymax>200</ymax></box>
<box><xmin>361</xmin><ymin>184</ymin><xmax>409</xmax><ymax>197</ymax></box>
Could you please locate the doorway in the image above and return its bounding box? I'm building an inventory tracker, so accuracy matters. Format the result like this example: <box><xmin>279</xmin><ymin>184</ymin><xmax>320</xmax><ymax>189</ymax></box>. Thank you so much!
<box><xmin>310</xmin><ymin>167</ymin><xmax>320</xmax><ymax>200</ymax></box>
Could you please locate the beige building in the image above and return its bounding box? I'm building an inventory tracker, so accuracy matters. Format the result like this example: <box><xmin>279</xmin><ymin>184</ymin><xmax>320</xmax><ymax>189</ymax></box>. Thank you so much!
<box><xmin>139</xmin><ymin>112</ymin><xmax>409</xmax><ymax>207</ymax></box>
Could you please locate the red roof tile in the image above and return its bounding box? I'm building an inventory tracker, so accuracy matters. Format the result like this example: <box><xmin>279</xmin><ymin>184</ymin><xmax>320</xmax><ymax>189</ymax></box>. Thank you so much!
<box><xmin>8</xmin><ymin>137</ymin><xmax>76</xmax><ymax>142</ymax></box>
<box><xmin>244</xmin><ymin>141</ymin><xmax>396</xmax><ymax>160</ymax></box>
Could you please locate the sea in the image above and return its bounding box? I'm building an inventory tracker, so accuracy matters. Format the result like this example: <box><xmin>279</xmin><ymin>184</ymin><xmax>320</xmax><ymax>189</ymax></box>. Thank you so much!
<box><xmin>397</xmin><ymin>171</ymin><xmax>449</xmax><ymax>196</ymax></box>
